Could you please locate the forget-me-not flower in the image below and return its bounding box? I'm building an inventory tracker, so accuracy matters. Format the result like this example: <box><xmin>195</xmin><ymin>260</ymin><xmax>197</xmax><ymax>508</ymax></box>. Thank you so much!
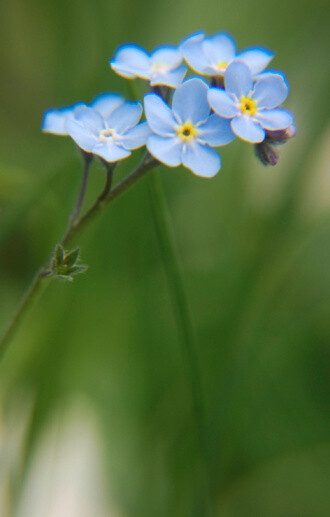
<box><xmin>208</xmin><ymin>62</ymin><xmax>294</xmax><ymax>143</ymax></box>
<box><xmin>181</xmin><ymin>31</ymin><xmax>274</xmax><ymax>77</ymax></box>
<box><xmin>110</xmin><ymin>44</ymin><xmax>187</xmax><ymax>88</ymax></box>
<box><xmin>144</xmin><ymin>78</ymin><xmax>235</xmax><ymax>177</ymax></box>
<box><xmin>65</xmin><ymin>101</ymin><xmax>150</xmax><ymax>162</ymax></box>
<box><xmin>42</xmin><ymin>92</ymin><xmax>124</xmax><ymax>136</ymax></box>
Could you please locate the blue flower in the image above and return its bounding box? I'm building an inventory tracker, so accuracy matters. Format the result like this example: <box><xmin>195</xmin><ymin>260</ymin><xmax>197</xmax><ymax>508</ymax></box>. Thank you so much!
<box><xmin>144</xmin><ymin>78</ymin><xmax>235</xmax><ymax>177</ymax></box>
<box><xmin>110</xmin><ymin>44</ymin><xmax>187</xmax><ymax>88</ymax></box>
<box><xmin>181</xmin><ymin>31</ymin><xmax>274</xmax><ymax>77</ymax></box>
<box><xmin>65</xmin><ymin>101</ymin><xmax>150</xmax><ymax>162</ymax></box>
<box><xmin>208</xmin><ymin>62</ymin><xmax>294</xmax><ymax>143</ymax></box>
<box><xmin>42</xmin><ymin>92</ymin><xmax>124</xmax><ymax>136</ymax></box>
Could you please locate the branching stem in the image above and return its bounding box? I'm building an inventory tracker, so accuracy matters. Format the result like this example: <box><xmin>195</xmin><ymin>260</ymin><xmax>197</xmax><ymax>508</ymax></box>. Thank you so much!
<box><xmin>0</xmin><ymin>153</ymin><xmax>158</xmax><ymax>359</ymax></box>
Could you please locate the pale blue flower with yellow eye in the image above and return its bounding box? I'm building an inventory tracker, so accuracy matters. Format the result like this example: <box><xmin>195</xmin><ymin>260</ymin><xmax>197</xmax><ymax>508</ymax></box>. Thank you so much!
<box><xmin>110</xmin><ymin>44</ymin><xmax>188</xmax><ymax>88</ymax></box>
<box><xmin>181</xmin><ymin>31</ymin><xmax>274</xmax><ymax>77</ymax></box>
<box><xmin>42</xmin><ymin>92</ymin><xmax>124</xmax><ymax>136</ymax></box>
<box><xmin>208</xmin><ymin>61</ymin><xmax>294</xmax><ymax>143</ymax></box>
<box><xmin>65</xmin><ymin>101</ymin><xmax>150</xmax><ymax>163</ymax></box>
<box><xmin>144</xmin><ymin>78</ymin><xmax>235</xmax><ymax>177</ymax></box>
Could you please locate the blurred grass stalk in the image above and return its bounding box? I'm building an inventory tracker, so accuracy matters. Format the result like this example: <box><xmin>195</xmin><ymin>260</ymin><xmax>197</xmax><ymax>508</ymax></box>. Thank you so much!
<box><xmin>147</xmin><ymin>170</ymin><xmax>211</xmax><ymax>514</ymax></box>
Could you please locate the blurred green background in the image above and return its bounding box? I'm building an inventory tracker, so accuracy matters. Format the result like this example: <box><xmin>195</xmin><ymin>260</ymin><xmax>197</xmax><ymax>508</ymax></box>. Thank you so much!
<box><xmin>1</xmin><ymin>0</ymin><xmax>330</xmax><ymax>515</ymax></box>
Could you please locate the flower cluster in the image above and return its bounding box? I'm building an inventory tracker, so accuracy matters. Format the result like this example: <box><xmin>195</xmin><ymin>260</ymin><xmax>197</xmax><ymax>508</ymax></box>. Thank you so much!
<box><xmin>42</xmin><ymin>31</ymin><xmax>296</xmax><ymax>177</ymax></box>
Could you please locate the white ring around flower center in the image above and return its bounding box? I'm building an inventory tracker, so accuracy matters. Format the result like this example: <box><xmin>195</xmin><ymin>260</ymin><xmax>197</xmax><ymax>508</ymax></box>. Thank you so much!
<box><xmin>151</xmin><ymin>62</ymin><xmax>170</xmax><ymax>75</ymax></box>
<box><xmin>99</xmin><ymin>128</ymin><xmax>119</xmax><ymax>142</ymax></box>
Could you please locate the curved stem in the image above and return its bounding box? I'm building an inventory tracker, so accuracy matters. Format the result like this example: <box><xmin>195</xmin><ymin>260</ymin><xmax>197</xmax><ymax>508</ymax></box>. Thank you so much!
<box><xmin>68</xmin><ymin>152</ymin><xmax>93</xmax><ymax>226</ymax></box>
<box><xmin>100</xmin><ymin>164</ymin><xmax>114</xmax><ymax>200</ymax></box>
<box><xmin>147</xmin><ymin>170</ymin><xmax>211</xmax><ymax>514</ymax></box>
<box><xmin>62</xmin><ymin>153</ymin><xmax>157</xmax><ymax>247</ymax></box>
<box><xmin>0</xmin><ymin>153</ymin><xmax>158</xmax><ymax>359</ymax></box>
<box><xmin>0</xmin><ymin>269</ymin><xmax>50</xmax><ymax>360</ymax></box>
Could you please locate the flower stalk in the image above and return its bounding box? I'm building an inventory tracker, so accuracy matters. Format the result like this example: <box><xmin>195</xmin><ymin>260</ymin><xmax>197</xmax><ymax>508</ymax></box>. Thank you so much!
<box><xmin>0</xmin><ymin>153</ymin><xmax>158</xmax><ymax>360</ymax></box>
<box><xmin>68</xmin><ymin>151</ymin><xmax>93</xmax><ymax>226</ymax></box>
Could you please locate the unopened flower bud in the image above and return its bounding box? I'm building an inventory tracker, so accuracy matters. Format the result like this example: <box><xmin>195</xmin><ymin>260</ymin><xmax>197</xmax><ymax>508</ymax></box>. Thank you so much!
<box><xmin>265</xmin><ymin>124</ymin><xmax>297</xmax><ymax>145</ymax></box>
<box><xmin>255</xmin><ymin>142</ymin><xmax>279</xmax><ymax>166</ymax></box>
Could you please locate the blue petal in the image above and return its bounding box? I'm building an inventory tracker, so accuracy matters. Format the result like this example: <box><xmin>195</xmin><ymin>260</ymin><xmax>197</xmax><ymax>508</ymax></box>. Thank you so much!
<box><xmin>110</xmin><ymin>44</ymin><xmax>150</xmax><ymax>79</ymax></box>
<box><xmin>147</xmin><ymin>134</ymin><xmax>182</xmax><ymax>166</ymax></box>
<box><xmin>182</xmin><ymin>142</ymin><xmax>220</xmax><ymax>177</ymax></box>
<box><xmin>107</xmin><ymin>101</ymin><xmax>142</xmax><ymax>132</ymax></box>
<box><xmin>91</xmin><ymin>92</ymin><xmax>124</xmax><ymax>118</ymax></box>
<box><xmin>72</xmin><ymin>106</ymin><xmax>105</xmax><ymax>134</ymax></box>
<box><xmin>231</xmin><ymin>115</ymin><xmax>265</xmax><ymax>143</ymax></box>
<box><xmin>150</xmin><ymin>64</ymin><xmax>187</xmax><ymax>88</ymax></box>
<box><xmin>255</xmin><ymin>108</ymin><xmax>294</xmax><ymax>130</ymax></box>
<box><xmin>238</xmin><ymin>47</ymin><xmax>274</xmax><ymax>75</ymax></box>
<box><xmin>225</xmin><ymin>61</ymin><xmax>253</xmax><ymax>99</ymax></box>
<box><xmin>180</xmin><ymin>31</ymin><xmax>205</xmax><ymax>48</ymax></box>
<box><xmin>42</xmin><ymin>103</ymin><xmax>85</xmax><ymax>135</ymax></box>
<box><xmin>121</xmin><ymin>121</ymin><xmax>151</xmax><ymax>149</ymax></box>
<box><xmin>207</xmin><ymin>88</ymin><xmax>239</xmax><ymax>118</ymax></box>
<box><xmin>66</xmin><ymin>118</ymin><xmax>99</xmax><ymax>152</ymax></box>
<box><xmin>151</xmin><ymin>45</ymin><xmax>183</xmax><ymax>68</ymax></box>
<box><xmin>181</xmin><ymin>36</ymin><xmax>208</xmax><ymax>74</ymax></box>
<box><xmin>172</xmin><ymin>78</ymin><xmax>210</xmax><ymax>124</ymax></box>
<box><xmin>252</xmin><ymin>73</ymin><xmax>289</xmax><ymax>108</ymax></box>
<box><xmin>42</xmin><ymin>108</ymin><xmax>71</xmax><ymax>135</ymax></box>
<box><xmin>203</xmin><ymin>32</ymin><xmax>236</xmax><ymax>64</ymax></box>
<box><xmin>93</xmin><ymin>142</ymin><xmax>131</xmax><ymax>162</ymax></box>
<box><xmin>144</xmin><ymin>94</ymin><xmax>177</xmax><ymax>136</ymax></box>
<box><xmin>198</xmin><ymin>114</ymin><xmax>236</xmax><ymax>146</ymax></box>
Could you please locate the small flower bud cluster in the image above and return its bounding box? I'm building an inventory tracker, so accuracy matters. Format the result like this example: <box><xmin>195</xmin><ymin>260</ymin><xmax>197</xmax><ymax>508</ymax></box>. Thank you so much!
<box><xmin>42</xmin><ymin>31</ymin><xmax>296</xmax><ymax>177</ymax></box>
<box><xmin>49</xmin><ymin>244</ymin><xmax>88</xmax><ymax>282</ymax></box>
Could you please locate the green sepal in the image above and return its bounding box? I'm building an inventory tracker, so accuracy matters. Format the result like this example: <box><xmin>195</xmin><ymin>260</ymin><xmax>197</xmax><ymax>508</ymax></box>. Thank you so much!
<box><xmin>67</xmin><ymin>265</ymin><xmax>88</xmax><ymax>275</ymax></box>
<box><xmin>55</xmin><ymin>243</ymin><xmax>64</xmax><ymax>264</ymax></box>
<box><xmin>56</xmin><ymin>274</ymin><xmax>75</xmax><ymax>283</ymax></box>
<box><xmin>63</xmin><ymin>248</ymin><xmax>80</xmax><ymax>267</ymax></box>
<box><xmin>50</xmin><ymin>244</ymin><xmax>88</xmax><ymax>281</ymax></box>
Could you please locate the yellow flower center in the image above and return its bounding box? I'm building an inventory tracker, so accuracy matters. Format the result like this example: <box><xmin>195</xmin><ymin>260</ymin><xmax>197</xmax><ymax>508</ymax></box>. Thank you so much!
<box><xmin>176</xmin><ymin>121</ymin><xmax>198</xmax><ymax>142</ymax></box>
<box><xmin>214</xmin><ymin>61</ymin><xmax>228</xmax><ymax>73</ymax></box>
<box><xmin>99</xmin><ymin>128</ymin><xmax>117</xmax><ymax>142</ymax></box>
<box><xmin>240</xmin><ymin>97</ymin><xmax>257</xmax><ymax>116</ymax></box>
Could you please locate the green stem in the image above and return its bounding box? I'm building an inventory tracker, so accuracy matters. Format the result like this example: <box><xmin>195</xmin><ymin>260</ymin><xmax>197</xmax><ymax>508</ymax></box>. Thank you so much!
<box><xmin>147</xmin><ymin>170</ymin><xmax>211</xmax><ymax>514</ymax></box>
<box><xmin>0</xmin><ymin>153</ymin><xmax>158</xmax><ymax>359</ymax></box>
<box><xmin>100</xmin><ymin>163</ymin><xmax>114</xmax><ymax>199</ymax></box>
<box><xmin>68</xmin><ymin>152</ymin><xmax>93</xmax><ymax>226</ymax></box>
<box><xmin>0</xmin><ymin>270</ymin><xmax>50</xmax><ymax>360</ymax></box>
<box><xmin>98</xmin><ymin>159</ymin><xmax>117</xmax><ymax>201</ymax></box>
<box><xmin>62</xmin><ymin>153</ymin><xmax>156</xmax><ymax>247</ymax></box>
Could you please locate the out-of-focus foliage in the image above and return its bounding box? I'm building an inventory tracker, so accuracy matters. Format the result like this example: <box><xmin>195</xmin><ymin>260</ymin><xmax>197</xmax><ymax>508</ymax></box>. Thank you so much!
<box><xmin>0</xmin><ymin>0</ymin><xmax>330</xmax><ymax>515</ymax></box>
